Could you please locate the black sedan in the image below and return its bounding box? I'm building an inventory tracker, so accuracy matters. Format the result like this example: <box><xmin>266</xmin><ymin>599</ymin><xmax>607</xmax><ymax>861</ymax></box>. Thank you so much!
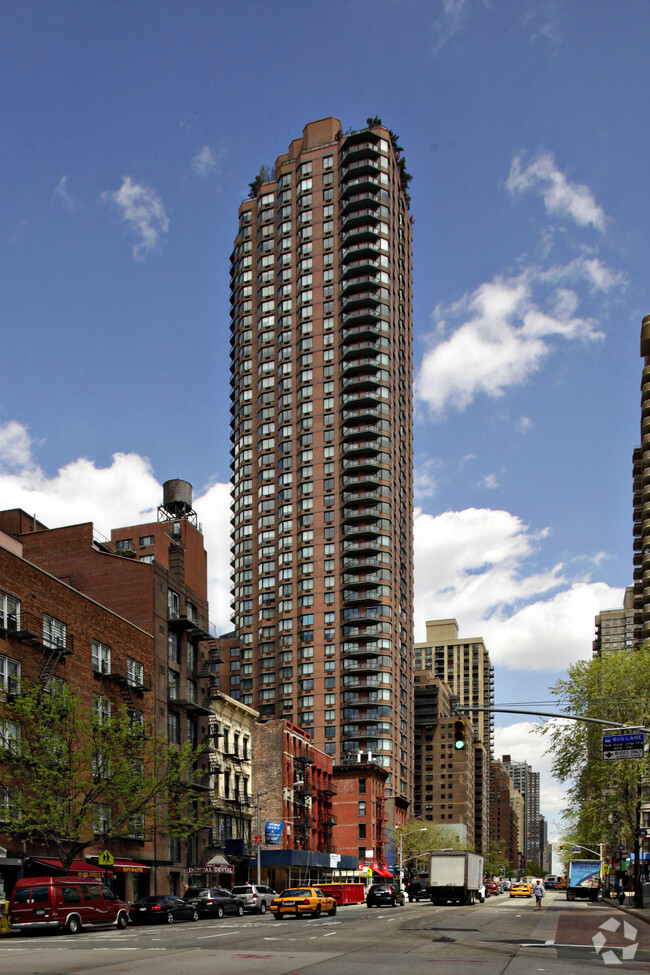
<box><xmin>182</xmin><ymin>885</ymin><xmax>245</xmax><ymax>918</ymax></box>
<box><xmin>130</xmin><ymin>895</ymin><xmax>199</xmax><ymax>924</ymax></box>
<box><xmin>366</xmin><ymin>883</ymin><xmax>405</xmax><ymax>908</ymax></box>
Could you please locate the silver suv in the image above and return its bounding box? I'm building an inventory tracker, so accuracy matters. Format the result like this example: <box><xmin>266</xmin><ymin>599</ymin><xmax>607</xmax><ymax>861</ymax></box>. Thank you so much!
<box><xmin>231</xmin><ymin>884</ymin><xmax>277</xmax><ymax>914</ymax></box>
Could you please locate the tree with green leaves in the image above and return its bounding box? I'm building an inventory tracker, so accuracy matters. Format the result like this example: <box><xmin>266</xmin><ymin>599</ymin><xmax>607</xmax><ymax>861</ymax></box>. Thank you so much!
<box><xmin>248</xmin><ymin>165</ymin><xmax>273</xmax><ymax>199</ymax></box>
<box><xmin>483</xmin><ymin>840</ymin><xmax>512</xmax><ymax>876</ymax></box>
<box><xmin>398</xmin><ymin>817</ymin><xmax>466</xmax><ymax>878</ymax></box>
<box><xmin>538</xmin><ymin>644</ymin><xmax>650</xmax><ymax>854</ymax></box>
<box><xmin>0</xmin><ymin>680</ymin><xmax>211</xmax><ymax>873</ymax></box>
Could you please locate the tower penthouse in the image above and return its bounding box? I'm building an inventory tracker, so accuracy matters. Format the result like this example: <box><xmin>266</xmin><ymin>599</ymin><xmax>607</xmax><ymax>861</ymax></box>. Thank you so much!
<box><xmin>228</xmin><ymin>117</ymin><xmax>414</xmax><ymax>801</ymax></box>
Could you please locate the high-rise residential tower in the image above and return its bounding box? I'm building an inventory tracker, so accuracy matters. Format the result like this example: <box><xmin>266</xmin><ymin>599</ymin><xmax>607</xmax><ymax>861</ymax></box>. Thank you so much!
<box><xmin>228</xmin><ymin>117</ymin><xmax>414</xmax><ymax>802</ymax></box>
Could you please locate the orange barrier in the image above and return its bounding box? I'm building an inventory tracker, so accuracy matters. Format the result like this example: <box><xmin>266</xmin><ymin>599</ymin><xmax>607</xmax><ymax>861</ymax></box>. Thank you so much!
<box><xmin>317</xmin><ymin>883</ymin><xmax>366</xmax><ymax>905</ymax></box>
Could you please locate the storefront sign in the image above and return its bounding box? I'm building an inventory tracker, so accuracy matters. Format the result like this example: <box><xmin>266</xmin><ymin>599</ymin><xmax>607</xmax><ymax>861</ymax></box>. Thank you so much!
<box><xmin>188</xmin><ymin>864</ymin><xmax>235</xmax><ymax>874</ymax></box>
<box><xmin>265</xmin><ymin>821</ymin><xmax>285</xmax><ymax>844</ymax></box>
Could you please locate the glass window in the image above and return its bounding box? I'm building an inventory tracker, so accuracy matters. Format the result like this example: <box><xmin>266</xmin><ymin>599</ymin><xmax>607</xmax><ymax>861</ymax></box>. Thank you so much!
<box><xmin>43</xmin><ymin>614</ymin><xmax>66</xmax><ymax>650</ymax></box>
<box><xmin>92</xmin><ymin>640</ymin><xmax>111</xmax><ymax>675</ymax></box>
<box><xmin>0</xmin><ymin>655</ymin><xmax>20</xmax><ymax>693</ymax></box>
<box><xmin>0</xmin><ymin>592</ymin><xmax>19</xmax><ymax>632</ymax></box>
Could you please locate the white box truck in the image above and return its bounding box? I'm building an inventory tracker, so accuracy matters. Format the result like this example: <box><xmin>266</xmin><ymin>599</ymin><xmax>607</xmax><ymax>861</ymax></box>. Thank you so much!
<box><xmin>566</xmin><ymin>859</ymin><xmax>601</xmax><ymax>902</ymax></box>
<box><xmin>427</xmin><ymin>850</ymin><xmax>484</xmax><ymax>905</ymax></box>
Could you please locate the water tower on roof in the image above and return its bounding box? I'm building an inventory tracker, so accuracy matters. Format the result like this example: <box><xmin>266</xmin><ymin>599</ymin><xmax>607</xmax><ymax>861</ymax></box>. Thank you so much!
<box><xmin>158</xmin><ymin>479</ymin><xmax>198</xmax><ymax>527</ymax></box>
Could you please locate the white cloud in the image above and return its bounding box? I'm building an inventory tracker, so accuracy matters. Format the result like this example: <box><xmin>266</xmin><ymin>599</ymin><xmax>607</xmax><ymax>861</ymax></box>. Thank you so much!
<box><xmin>0</xmin><ymin>421</ymin><xmax>233</xmax><ymax>630</ymax></box>
<box><xmin>416</xmin><ymin>261</ymin><xmax>610</xmax><ymax>416</ymax></box>
<box><xmin>0</xmin><ymin>421</ymin><xmax>34</xmax><ymax>470</ymax></box>
<box><xmin>192</xmin><ymin>145</ymin><xmax>218</xmax><ymax>177</ymax></box>
<box><xmin>53</xmin><ymin>176</ymin><xmax>79</xmax><ymax>211</ymax></box>
<box><xmin>414</xmin><ymin>457</ymin><xmax>441</xmax><ymax>501</ymax></box>
<box><xmin>101</xmin><ymin>176</ymin><xmax>169</xmax><ymax>261</ymax></box>
<box><xmin>482</xmin><ymin>473</ymin><xmax>499</xmax><ymax>490</ymax></box>
<box><xmin>431</xmin><ymin>0</ymin><xmax>470</xmax><ymax>56</ymax></box>
<box><xmin>507</xmin><ymin>152</ymin><xmax>606</xmax><ymax>231</ymax></box>
<box><xmin>495</xmin><ymin>721</ymin><xmax>568</xmax><ymax>828</ymax></box>
<box><xmin>0</xmin><ymin>421</ymin><xmax>623</xmax><ymax>675</ymax></box>
<box><xmin>516</xmin><ymin>416</ymin><xmax>533</xmax><ymax>434</ymax></box>
<box><xmin>414</xmin><ymin>506</ymin><xmax>622</xmax><ymax>671</ymax></box>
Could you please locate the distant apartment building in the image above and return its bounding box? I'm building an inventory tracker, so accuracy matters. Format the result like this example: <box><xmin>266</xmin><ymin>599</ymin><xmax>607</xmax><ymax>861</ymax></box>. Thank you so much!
<box><xmin>501</xmin><ymin>754</ymin><xmax>541</xmax><ymax>866</ymax></box>
<box><xmin>227</xmin><ymin>116</ymin><xmax>414</xmax><ymax>806</ymax></box>
<box><xmin>489</xmin><ymin>759</ymin><xmax>519</xmax><ymax>868</ymax></box>
<box><xmin>593</xmin><ymin>586</ymin><xmax>635</xmax><ymax>655</ymax></box>
<box><xmin>414</xmin><ymin>619</ymin><xmax>494</xmax><ymax>853</ymax></box>
<box><xmin>413</xmin><ymin>672</ymin><xmax>476</xmax><ymax>841</ymax></box>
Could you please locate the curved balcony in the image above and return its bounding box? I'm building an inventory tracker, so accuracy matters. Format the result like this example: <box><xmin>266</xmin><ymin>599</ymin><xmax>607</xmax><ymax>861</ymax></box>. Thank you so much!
<box><xmin>340</xmin><ymin>192</ymin><xmax>383</xmax><ymax>218</ymax></box>
<box><xmin>341</xmin><ymin>403</ymin><xmax>390</xmax><ymax>423</ymax></box>
<box><xmin>340</xmin><ymin>140</ymin><xmax>381</xmax><ymax>164</ymax></box>
<box><xmin>341</xmin><ymin>569</ymin><xmax>390</xmax><ymax>587</ymax></box>
<box><xmin>340</xmin><ymin>469</ymin><xmax>390</xmax><ymax>489</ymax></box>
<box><xmin>342</xmin><ymin>522</ymin><xmax>386</xmax><ymax>539</ymax></box>
<box><xmin>342</xmin><ymin>586</ymin><xmax>390</xmax><ymax>604</ymax></box>
<box><xmin>340</xmin><ymin>159</ymin><xmax>382</xmax><ymax>183</ymax></box>
<box><xmin>341</xmin><ymin>373</ymin><xmax>390</xmax><ymax>394</ymax></box>
<box><xmin>342</xmin><ymin>503</ymin><xmax>391</xmax><ymax>523</ymax></box>
<box><xmin>341</xmin><ymin>426</ymin><xmax>389</xmax><ymax>445</ymax></box>
<box><xmin>340</xmin><ymin>210</ymin><xmax>382</xmax><ymax>235</ymax></box>
<box><xmin>341</xmin><ymin>539</ymin><xmax>391</xmax><ymax>560</ymax></box>
<box><xmin>342</xmin><ymin>436</ymin><xmax>391</xmax><ymax>457</ymax></box>
<box><xmin>340</xmin><ymin>239</ymin><xmax>381</xmax><ymax>263</ymax></box>
<box><xmin>341</xmin><ymin>673</ymin><xmax>391</xmax><ymax>690</ymax></box>
<box><xmin>340</xmin><ymin>175</ymin><xmax>382</xmax><ymax>199</ymax></box>
<box><xmin>341</xmin><ymin>453</ymin><xmax>390</xmax><ymax>476</ymax></box>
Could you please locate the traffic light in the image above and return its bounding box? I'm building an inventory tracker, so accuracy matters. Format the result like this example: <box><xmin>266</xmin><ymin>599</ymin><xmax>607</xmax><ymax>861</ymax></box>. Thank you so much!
<box><xmin>453</xmin><ymin>719</ymin><xmax>466</xmax><ymax>750</ymax></box>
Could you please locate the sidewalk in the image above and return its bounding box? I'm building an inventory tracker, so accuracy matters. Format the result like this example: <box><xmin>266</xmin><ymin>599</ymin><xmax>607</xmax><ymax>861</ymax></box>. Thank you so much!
<box><xmin>607</xmin><ymin>893</ymin><xmax>650</xmax><ymax>927</ymax></box>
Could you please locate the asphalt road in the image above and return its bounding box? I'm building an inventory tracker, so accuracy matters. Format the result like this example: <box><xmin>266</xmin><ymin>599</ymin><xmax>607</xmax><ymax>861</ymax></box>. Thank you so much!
<box><xmin>2</xmin><ymin>891</ymin><xmax>650</xmax><ymax>975</ymax></box>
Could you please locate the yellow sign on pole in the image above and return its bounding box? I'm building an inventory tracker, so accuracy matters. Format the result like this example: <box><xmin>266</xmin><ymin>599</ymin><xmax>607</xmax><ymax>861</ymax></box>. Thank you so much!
<box><xmin>98</xmin><ymin>850</ymin><xmax>114</xmax><ymax>867</ymax></box>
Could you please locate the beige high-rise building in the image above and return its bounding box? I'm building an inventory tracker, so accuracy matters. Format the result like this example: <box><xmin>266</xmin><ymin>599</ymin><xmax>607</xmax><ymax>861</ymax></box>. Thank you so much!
<box><xmin>414</xmin><ymin>619</ymin><xmax>494</xmax><ymax>852</ymax></box>
<box><xmin>593</xmin><ymin>586</ymin><xmax>635</xmax><ymax>656</ymax></box>
<box><xmin>226</xmin><ymin>117</ymin><xmax>414</xmax><ymax>804</ymax></box>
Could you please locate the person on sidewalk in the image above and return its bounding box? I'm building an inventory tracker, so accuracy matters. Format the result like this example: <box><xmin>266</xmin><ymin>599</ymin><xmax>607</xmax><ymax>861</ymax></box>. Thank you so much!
<box><xmin>532</xmin><ymin>880</ymin><xmax>545</xmax><ymax>910</ymax></box>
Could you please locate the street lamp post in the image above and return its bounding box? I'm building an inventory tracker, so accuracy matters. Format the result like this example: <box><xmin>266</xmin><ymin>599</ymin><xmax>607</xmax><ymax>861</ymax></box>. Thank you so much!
<box><xmin>256</xmin><ymin>780</ymin><xmax>303</xmax><ymax>886</ymax></box>
<box><xmin>397</xmin><ymin>827</ymin><xmax>427</xmax><ymax>894</ymax></box>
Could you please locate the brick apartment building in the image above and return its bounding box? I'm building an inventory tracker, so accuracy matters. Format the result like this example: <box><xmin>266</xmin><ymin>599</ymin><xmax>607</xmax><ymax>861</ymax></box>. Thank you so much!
<box><xmin>250</xmin><ymin>718</ymin><xmax>358</xmax><ymax>888</ymax></box>
<box><xmin>0</xmin><ymin>518</ymin><xmax>154</xmax><ymax>902</ymax></box>
<box><xmin>0</xmin><ymin>481</ymin><xmax>221</xmax><ymax>895</ymax></box>
<box><xmin>489</xmin><ymin>759</ymin><xmax>519</xmax><ymax>868</ymax></box>
<box><xmin>413</xmin><ymin>672</ymin><xmax>475</xmax><ymax>845</ymax></box>
<box><xmin>227</xmin><ymin>116</ymin><xmax>415</xmax><ymax>808</ymax></box>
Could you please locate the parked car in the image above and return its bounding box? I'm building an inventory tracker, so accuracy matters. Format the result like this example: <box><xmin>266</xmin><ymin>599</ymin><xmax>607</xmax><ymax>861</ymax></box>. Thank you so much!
<box><xmin>130</xmin><ymin>894</ymin><xmax>199</xmax><ymax>924</ymax></box>
<box><xmin>366</xmin><ymin>883</ymin><xmax>405</xmax><ymax>908</ymax></box>
<box><xmin>9</xmin><ymin>876</ymin><xmax>129</xmax><ymax>934</ymax></box>
<box><xmin>269</xmin><ymin>886</ymin><xmax>337</xmax><ymax>918</ymax></box>
<box><xmin>486</xmin><ymin>881</ymin><xmax>499</xmax><ymax>896</ymax></box>
<box><xmin>182</xmin><ymin>886</ymin><xmax>244</xmax><ymax>918</ymax></box>
<box><xmin>231</xmin><ymin>883</ymin><xmax>277</xmax><ymax>914</ymax></box>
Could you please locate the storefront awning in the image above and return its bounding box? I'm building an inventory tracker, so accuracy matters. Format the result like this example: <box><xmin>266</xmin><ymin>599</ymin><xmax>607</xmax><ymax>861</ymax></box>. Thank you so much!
<box><xmin>93</xmin><ymin>858</ymin><xmax>151</xmax><ymax>874</ymax></box>
<box><xmin>189</xmin><ymin>854</ymin><xmax>234</xmax><ymax>875</ymax></box>
<box><xmin>373</xmin><ymin>867</ymin><xmax>394</xmax><ymax>878</ymax></box>
<box><xmin>28</xmin><ymin>857</ymin><xmax>113</xmax><ymax>878</ymax></box>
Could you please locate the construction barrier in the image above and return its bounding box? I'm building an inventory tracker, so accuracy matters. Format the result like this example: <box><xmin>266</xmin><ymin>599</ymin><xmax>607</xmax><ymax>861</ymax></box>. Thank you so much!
<box><xmin>317</xmin><ymin>883</ymin><xmax>365</xmax><ymax>905</ymax></box>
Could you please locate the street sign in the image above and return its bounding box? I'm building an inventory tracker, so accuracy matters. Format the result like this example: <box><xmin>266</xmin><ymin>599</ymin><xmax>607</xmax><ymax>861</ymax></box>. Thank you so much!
<box><xmin>98</xmin><ymin>850</ymin><xmax>114</xmax><ymax>867</ymax></box>
<box><xmin>639</xmin><ymin>829</ymin><xmax>648</xmax><ymax>840</ymax></box>
<box><xmin>602</xmin><ymin>732</ymin><xmax>645</xmax><ymax>761</ymax></box>
<box><xmin>572</xmin><ymin>846</ymin><xmax>582</xmax><ymax>853</ymax></box>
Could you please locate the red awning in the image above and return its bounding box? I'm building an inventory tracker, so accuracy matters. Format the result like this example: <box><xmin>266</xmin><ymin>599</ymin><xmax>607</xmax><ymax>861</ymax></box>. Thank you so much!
<box><xmin>29</xmin><ymin>857</ymin><xmax>113</xmax><ymax>878</ymax></box>
<box><xmin>373</xmin><ymin>867</ymin><xmax>394</xmax><ymax>878</ymax></box>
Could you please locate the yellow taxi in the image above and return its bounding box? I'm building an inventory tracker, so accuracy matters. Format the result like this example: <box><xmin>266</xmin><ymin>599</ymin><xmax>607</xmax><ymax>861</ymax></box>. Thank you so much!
<box><xmin>269</xmin><ymin>886</ymin><xmax>337</xmax><ymax>918</ymax></box>
<box><xmin>509</xmin><ymin>880</ymin><xmax>532</xmax><ymax>898</ymax></box>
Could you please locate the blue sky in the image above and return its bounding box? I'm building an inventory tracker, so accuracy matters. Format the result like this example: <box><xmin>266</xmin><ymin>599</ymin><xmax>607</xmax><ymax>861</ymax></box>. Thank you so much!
<box><xmin>2</xmin><ymin>0</ymin><xmax>648</xmax><ymax>829</ymax></box>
